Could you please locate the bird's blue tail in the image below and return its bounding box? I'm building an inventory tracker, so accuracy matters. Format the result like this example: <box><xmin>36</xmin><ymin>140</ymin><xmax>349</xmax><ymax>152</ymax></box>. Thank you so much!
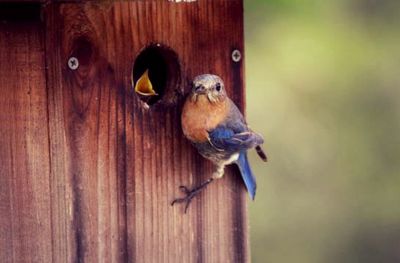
<box><xmin>236</xmin><ymin>152</ymin><xmax>257</xmax><ymax>200</ymax></box>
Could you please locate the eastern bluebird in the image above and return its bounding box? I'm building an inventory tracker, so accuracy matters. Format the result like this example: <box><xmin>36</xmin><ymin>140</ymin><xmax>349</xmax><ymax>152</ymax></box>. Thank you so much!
<box><xmin>171</xmin><ymin>74</ymin><xmax>267</xmax><ymax>212</ymax></box>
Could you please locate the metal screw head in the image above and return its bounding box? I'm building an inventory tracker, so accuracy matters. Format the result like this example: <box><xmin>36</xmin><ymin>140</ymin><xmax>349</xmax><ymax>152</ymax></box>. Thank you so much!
<box><xmin>231</xmin><ymin>49</ymin><xmax>241</xmax><ymax>62</ymax></box>
<box><xmin>68</xmin><ymin>57</ymin><xmax>79</xmax><ymax>70</ymax></box>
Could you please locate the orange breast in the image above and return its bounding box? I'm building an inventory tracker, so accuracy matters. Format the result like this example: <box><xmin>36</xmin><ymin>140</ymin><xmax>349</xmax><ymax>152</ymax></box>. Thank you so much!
<box><xmin>181</xmin><ymin>95</ymin><xmax>228</xmax><ymax>142</ymax></box>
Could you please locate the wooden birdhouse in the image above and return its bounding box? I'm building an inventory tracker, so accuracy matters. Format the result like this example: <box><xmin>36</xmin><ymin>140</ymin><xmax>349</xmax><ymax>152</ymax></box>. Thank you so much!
<box><xmin>0</xmin><ymin>1</ymin><xmax>248</xmax><ymax>262</ymax></box>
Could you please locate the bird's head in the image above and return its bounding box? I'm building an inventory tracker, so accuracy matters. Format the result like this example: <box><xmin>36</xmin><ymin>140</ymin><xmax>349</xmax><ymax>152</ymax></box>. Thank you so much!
<box><xmin>191</xmin><ymin>74</ymin><xmax>226</xmax><ymax>103</ymax></box>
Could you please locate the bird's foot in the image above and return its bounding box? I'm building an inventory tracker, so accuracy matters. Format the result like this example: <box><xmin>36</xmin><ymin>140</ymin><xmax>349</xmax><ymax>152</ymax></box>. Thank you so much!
<box><xmin>171</xmin><ymin>178</ymin><xmax>214</xmax><ymax>213</ymax></box>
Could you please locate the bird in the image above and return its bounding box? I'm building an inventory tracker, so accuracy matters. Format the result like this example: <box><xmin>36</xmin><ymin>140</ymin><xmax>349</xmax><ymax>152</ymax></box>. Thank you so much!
<box><xmin>134</xmin><ymin>69</ymin><xmax>158</xmax><ymax>96</ymax></box>
<box><xmin>133</xmin><ymin>69</ymin><xmax>159</xmax><ymax>108</ymax></box>
<box><xmin>171</xmin><ymin>74</ymin><xmax>267</xmax><ymax>213</ymax></box>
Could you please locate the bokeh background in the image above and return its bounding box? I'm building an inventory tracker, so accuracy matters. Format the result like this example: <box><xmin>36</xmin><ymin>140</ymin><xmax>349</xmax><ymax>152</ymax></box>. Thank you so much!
<box><xmin>244</xmin><ymin>1</ymin><xmax>400</xmax><ymax>262</ymax></box>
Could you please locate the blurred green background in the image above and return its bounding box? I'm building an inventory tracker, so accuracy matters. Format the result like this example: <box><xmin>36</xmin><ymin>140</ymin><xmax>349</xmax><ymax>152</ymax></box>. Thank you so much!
<box><xmin>244</xmin><ymin>0</ymin><xmax>400</xmax><ymax>262</ymax></box>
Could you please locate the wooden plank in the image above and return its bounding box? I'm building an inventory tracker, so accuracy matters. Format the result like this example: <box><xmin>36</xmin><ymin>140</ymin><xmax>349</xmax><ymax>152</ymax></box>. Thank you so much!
<box><xmin>44</xmin><ymin>3</ymin><xmax>126</xmax><ymax>261</ymax></box>
<box><xmin>42</xmin><ymin>1</ymin><xmax>248</xmax><ymax>262</ymax></box>
<box><xmin>0</xmin><ymin>19</ymin><xmax>52</xmax><ymax>262</ymax></box>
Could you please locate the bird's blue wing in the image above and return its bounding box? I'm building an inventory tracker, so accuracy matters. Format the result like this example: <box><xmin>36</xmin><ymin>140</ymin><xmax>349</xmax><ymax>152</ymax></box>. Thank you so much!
<box><xmin>207</xmin><ymin>128</ymin><xmax>258</xmax><ymax>199</ymax></box>
<box><xmin>208</xmin><ymin>126</ymin><xmax>263</xmax><ymax>153</ymax></box>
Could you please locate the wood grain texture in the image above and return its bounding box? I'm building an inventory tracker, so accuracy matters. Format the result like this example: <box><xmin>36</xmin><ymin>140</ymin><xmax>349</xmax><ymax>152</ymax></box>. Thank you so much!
<box><xmin>0</xmin><ymin>20</ymin><xmax>52</xmax><ymax>262</ymax></box>
<box><xmin>0</xmin><ymin>1</ymin><xmax>248</xmax><ymax>262</ymax></box>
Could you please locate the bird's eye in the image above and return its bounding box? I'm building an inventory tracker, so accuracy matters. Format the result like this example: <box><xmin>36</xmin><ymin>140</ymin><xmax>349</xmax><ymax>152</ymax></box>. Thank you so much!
<box><xmin>215</xmin><ymin>83</ymin><xmax>221</xmax><ymax>92</ymax></box>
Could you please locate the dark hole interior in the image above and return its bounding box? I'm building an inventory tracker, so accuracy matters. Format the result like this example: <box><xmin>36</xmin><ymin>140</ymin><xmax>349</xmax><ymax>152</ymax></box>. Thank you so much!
<box><xmin>132</xmin><ymin>44</ymin><xmax>180</xmax><ymax>106</ymax></box>
<box><xmin>0</xmin><ymin>3</ymin><xmax>41</xmax><ymax>22</ymax></box>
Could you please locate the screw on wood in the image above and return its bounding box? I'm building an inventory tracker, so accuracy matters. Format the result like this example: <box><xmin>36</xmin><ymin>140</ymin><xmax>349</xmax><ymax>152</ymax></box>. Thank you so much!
<box><xmin>68</xmin><ymin>57</ymin><xmax>79</xmax><ymax>70</ymax></box>
<box><xmin>231</xmin><ymin>49</ymin><xmax>241</xmax><ymax>62</ymax></box>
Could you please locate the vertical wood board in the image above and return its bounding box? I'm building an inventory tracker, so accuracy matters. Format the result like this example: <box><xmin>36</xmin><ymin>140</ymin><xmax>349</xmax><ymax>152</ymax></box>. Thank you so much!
<box><xmin>0</xmin><ymin>19</ymin><xmax>52</xmax><ymax>262</ymax></box>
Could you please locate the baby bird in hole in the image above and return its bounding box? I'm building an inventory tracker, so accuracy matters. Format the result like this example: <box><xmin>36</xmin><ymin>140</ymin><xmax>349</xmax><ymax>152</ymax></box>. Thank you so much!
<box><xmin>134</xmin><ymin>69</ymin><xmax>158</xmax><ymax>108</ymax></box>
<box><xmin>172</xmin><ymin>74</ymin><xmax>267</xmax><ymax>213</ymax></box>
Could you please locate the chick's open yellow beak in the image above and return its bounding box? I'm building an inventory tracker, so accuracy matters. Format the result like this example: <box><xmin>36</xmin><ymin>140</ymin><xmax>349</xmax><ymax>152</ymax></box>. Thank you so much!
<box><xmin>134</xmin><ymin>69</ymin><xmax>158</xmax><ymax>96</ymax></box>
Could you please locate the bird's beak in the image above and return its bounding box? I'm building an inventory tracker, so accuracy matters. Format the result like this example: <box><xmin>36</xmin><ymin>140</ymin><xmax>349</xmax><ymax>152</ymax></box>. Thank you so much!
<box><xmin>134</xmin><ymin>69</ymin><xmax>158</xmax><ymax>96</ymax></box>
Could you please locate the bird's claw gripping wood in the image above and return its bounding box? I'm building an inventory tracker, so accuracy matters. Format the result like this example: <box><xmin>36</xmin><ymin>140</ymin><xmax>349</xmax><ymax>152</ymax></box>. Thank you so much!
<box><xmin>171</xmin><ymin>178</ymin><xmax>214</xmax><ymax>213</ymax></box>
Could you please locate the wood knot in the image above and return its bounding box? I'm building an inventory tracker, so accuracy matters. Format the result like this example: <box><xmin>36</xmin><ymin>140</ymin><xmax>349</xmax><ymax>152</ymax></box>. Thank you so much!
<box><xmin>68</xmin><ymin>36</ymin><xmax>98</xmax><ymax>82</ymax></box>
<box><xmin>65</xmin><ymin>36</ymin><xmax>107</xmax><ymax>118</ymax></box>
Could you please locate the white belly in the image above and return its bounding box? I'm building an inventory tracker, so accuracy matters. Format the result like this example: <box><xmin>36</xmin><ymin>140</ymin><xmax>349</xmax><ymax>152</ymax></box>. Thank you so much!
<box><xmin>220</xmin><ymin>153</ymin><xmax>239</xmax><ymax>166</ymax></box>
